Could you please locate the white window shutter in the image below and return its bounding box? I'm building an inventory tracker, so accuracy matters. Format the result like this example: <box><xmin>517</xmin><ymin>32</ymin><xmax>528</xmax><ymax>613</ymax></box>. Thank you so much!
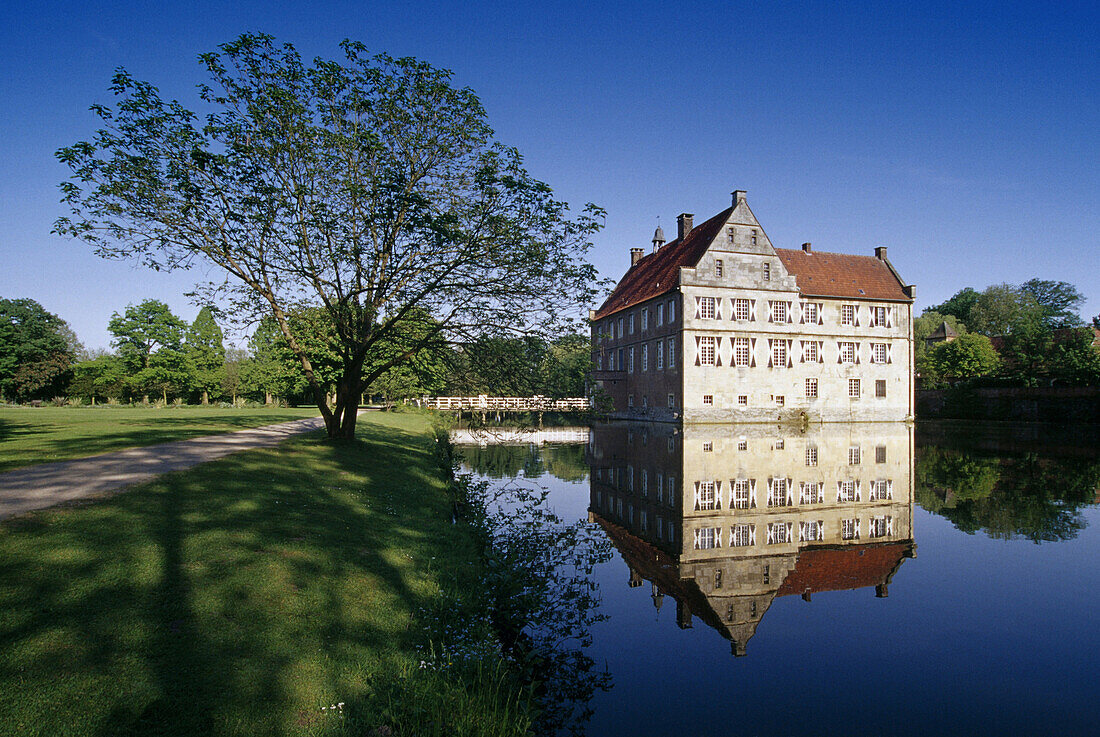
<box><xmin>750</xmin><ymin>299</ymin><xmax>757</xmax><ymax>321</ymax></box>
<box><xmin>818</xmin><ymin>340</ymin><xmax>824</xmax><ymax>363</ymax></box>
<box><xmin>786</xmin><ymin>522</ymin><xmax>793</xmax><ymax>541</ymax></box>
<box><xmin>855</xmin><ymin>342</ymin><xmax>861</xmax><ymax>365</ymax></box>
<box><xmin>887</xmin><ymin>480</ymin><xmax>893</xmax><ymax>499</ymax></box>
<box><xmin>715</xmin><ymin>298</ymin><xmax>722</xmax><ymax>321</ymax></box>
<box><xmin>854</xmin><ymin>307</ymin><xmax>860</xmax><ymax>327</ymax></box>
<box><xmin>855</xmin><ymin>480</ymin><xmax>862</xmax><ymax>501</ymax></box>
<box><xmin>817</xmin><ymin>304</ymin><xmax>824</xmax><ymax>325</ymax></box>
<box><xmin>750</xmin><ymin>479</ymin><xmax>757</xmax><ymax>508</ymax></box>
<box><xmin>887</xmin><ymin>344</ymin><xmax>893</xmax><ymax>364</ymax></box>
<box><xmin>767</xmin><ymin>302</ymin><xmax>774</xmax><ymax>323</ymax></box>
<box><xmin>694</xmin><ymin>297</ymin><xmax>701</xmax><ymax>319</ymax></box>
<box><xmin>785</xmin><ymin>479</ymin><xmax>793</xmax><ymax>506</ymax></box>
<box><xmin>693</xmin><ymin>528</ymin><xmax>701</xmax><ymax>548</ymax></box>
<box><xmin>787</xmin><ymin>339</ymin><xmax>794</xmax><ymax>368</ymax></box>
<box><xmin>886</xmin><ymin>307</ymin><xmax>894</xmax><ymax>328</ymax></box>
<box><xmin>767</xmin><ymin>525</ymin><xmax>775</xmax><ymax>545</ymax></box>
<box><xmin>749</xmin><ymin>525</ymin><xmax>757</xmax><ymax>545</ymax></box>
<box><xmin>750</xmin><ymin>338</ymin><xmax>757</xmax><ymax>367</ymax></box>
<box><xmin>799</xmin><ymin>303</ymin><xmax>805</xmax><ymax>324</ymax></box>
<box><xmin>836</xmin><ymin>481</ymin><xmax>843</xmax><ymax>502</ymax></box>
<box><xmin>693</xmin><ymin>481</ymin><xmax>700</xmax><ymax>511</ymax></box>
<box><xmin>787</xmin><ymin>301</ymin><xmax>794</xmax><ymax>323</ymax></box>
<box><xmin>887</xmin><ymin>516</ymin><xmax>895</xmax><ymax>535</ymax></box>
<box><xmin>717</xmin><ymin>528</ymin><xmax>723</xmax><ymax>548</ymax></box>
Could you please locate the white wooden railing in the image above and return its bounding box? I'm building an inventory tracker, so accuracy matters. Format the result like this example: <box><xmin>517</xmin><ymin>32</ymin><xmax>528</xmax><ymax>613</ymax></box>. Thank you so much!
<box><xmin>419</xmin><ymin>395</ymin><xmax>591</xmax><ymax>412</ymax></box>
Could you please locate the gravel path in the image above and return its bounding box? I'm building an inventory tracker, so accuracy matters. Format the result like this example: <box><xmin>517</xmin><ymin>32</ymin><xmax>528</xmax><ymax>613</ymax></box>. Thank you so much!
<box><xmin>0</xmin><ymin>415</ymin><xmax>326</xmax><ymax>520</ymax></box>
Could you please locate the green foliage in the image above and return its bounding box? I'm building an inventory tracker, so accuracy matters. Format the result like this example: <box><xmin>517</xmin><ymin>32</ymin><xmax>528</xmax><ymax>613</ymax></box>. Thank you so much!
<box><xmin>927</xmin><ymin>333</ymin><xmax>1000</xmax><ymax>381</ymax></box>
<box><xmin>926</xmin><ymin>287</ymin><xmax>980</xmax><ymax>326</ymax></box>
<box><xmin>57</xmin><ymin>33</ymin><xmax>604</xmax><ymax>438</ymax></box>
<box><xmin>184</xmin><ymin>306</ymin><xmax>226</xmax><ymax>401</ymax></box>
<box><xmin>968</xmin><ymin>283</ymin><xmax>1045</xmax><ymax>337</ymax></box>
<box><xmin>108</xmin><ymin>299</ymin><xmax>187</xmax><ymax>371</ymax></box>
<box><xmin>1049</xmin><ymin>328</ymin><xmax>1100</xmax><ymax>385</ymax></box>
<box><xmin>69</xmin><ymin>354</ymin><xmax>130</xmax><ymax>400</ymax></box>
<box><xmin>1020</xmin><ymin>278</ymin><xmax>1085</xmax><ymax>329</ymax></box>
<box><xmin>0</xmin><ymin>297</ymin><xmax>75</xmax><ymax>400</ymax></box>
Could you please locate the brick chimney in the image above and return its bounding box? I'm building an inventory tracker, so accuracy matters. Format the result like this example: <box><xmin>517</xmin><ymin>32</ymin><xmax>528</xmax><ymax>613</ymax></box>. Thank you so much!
<box><xmin>676</xmin><ymin>213</ymin><xmax>694</xmax><ymax>240</ymax></box>
<box><xmin>630</xmin><ymin>247</ymin><xmax>644</xmax><ymax>265</ymax></box>
<box><xmin>732</xmin><ymin>190</ymin><xmax>747</xmax><ymax>206</ymax></box>
<box><xmin>875</xmin><ymin>246</ymin><xmax>888</xmax><ymax>260</ymax></box>
<box><xmin>802</xmin><ymin>242</ymin><xmax>812</xmax><ymax>253</ymax></box>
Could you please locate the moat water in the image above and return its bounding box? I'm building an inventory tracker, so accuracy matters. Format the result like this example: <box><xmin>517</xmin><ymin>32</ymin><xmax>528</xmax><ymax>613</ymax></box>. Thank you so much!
<box><xmin>454</xmin><ymin>421</ymin><xmax>1100</xmax><ymax>737</ymax></box>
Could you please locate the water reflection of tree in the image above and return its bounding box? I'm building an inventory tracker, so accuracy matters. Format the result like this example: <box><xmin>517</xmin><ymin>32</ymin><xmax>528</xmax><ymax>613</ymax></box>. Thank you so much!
<box><xmin>916</xmin><ymin>445</ymin><xmax>1100</xmax><ymax>542</ymax></box>
<box><xmin>459</xmin><ymin>443</ymin><xmax>589</xmax><ymax>483</ymax></box>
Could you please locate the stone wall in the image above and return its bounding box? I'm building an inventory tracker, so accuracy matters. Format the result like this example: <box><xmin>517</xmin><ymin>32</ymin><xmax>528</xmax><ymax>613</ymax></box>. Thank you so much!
<box><xmin>916</xmin><ymin>387</ymin><xmax>1100</xmax><ymax>424</ymax></box>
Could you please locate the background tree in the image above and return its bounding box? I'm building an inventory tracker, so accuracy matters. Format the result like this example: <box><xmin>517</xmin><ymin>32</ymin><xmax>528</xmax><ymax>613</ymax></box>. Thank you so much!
<box><xmin>57</xmin><ymin>34</ymin><xmax>602</xmax><ymax>438</ymax></box>
<box><xmin>108</xmin><ymin>299</ymin><xmax>188</xmax><ymax>402</ymax></box>
<box><xmin>185</xmin><ymin>307</ymin><xmax>226</xmax><ymax>404</ymax></box>
<box><xmin>1049</xmin><ymin>328</ymin><xmax>1100</xmax><ymax>385</ymax></box>
<box><xmin>221</xmin><ymin>347</ymin><xmax>249</xmax><ymax>403</ymax></box>
<box><xmin>926</xmin><ymin>333</ymin><xmax>1000</xmax><ymax>382</ymax></box>
<box><xmin>1019</xmin><ymin>278</ymin><xmax>1085</xmax><ymax>329</ymax></box>
<box><xmin>967</xmin><ymin>283</ymin><xmax>1045</xmax><ymax>337</ymax></box>
<box><xmin>0</xmin><ymin>298</ymin><xmax>75</xmax><ymax>401</ymax></box>
<box><xmin>70</xmin><ymin>354</ymin><xmax>129</xmax><ymax>403</ymax></box>
<box><xmin>538</xmin><ymin>334</ymin><xmax>590</xmax><ymax>398</ymax></box>
<box><xmin>926</xmin><ymin>287</ymin><xmax>980</xmax><ymax>326</ymax></box>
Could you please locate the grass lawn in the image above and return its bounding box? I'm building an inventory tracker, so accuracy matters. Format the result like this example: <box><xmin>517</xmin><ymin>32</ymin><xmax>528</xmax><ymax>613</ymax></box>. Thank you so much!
<box><xmin>0</xmin><ymin>411</ymin><xmax>521</xmax><ymax>736</ymax></box>
<box><xmin>0</xmin><ymin>406</ymin><xmax>321</xmax><ymax>473</ymax></box>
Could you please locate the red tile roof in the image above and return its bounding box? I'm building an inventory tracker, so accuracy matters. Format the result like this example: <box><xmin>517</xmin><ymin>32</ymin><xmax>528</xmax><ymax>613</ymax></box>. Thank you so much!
<box><xmin>775</xmin><ymin>249</ymin><xmax>912</xmax><ymax>302</ymax></box>
<box><xmin>593</xmin><ymin>208</ymin><xmax>733</xmax><ymax>320</ymax></box>
<box><xmin>593</xmin><ymin>205</ymin><xmax>913</xmax><ymax>320</ymax></box>
<box><xmin>776</xmin><ymin>542</ymin><xmax>911</xmax><ymax>597</ymax></box>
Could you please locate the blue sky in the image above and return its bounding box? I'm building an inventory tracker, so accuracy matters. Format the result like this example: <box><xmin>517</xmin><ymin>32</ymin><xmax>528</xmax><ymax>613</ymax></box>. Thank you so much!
<box><xmin>2</xmin><ymin>0</ymin><xmax>1097</xmax><ymax>349</ymax></box>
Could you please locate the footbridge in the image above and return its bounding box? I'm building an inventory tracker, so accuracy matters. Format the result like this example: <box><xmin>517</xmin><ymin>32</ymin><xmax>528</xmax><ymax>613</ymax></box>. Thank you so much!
<box><xmin>418</xmin><ymin>396</ymin><xmax>592</xmax><ymax>412</ymax></box>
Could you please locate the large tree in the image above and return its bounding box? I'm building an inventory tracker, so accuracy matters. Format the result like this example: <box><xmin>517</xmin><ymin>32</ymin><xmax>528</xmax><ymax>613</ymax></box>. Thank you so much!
<box><xmin>1020</xmin><ymin>278</ymin><xmax>1085</xmax><ymax>329</ymax></box>
<box><xmin>185</xmin><ymin>306</ymin><xmax>226</xmax><ymax>404</ymax></box>
<box><xmin>57</xmin><ymin>34</ymin><xmax>602</xmax><ymax>438</ymax></box>
<box><xmin>0</xmin><ymin>298</ymin><xmax>75</xmax><ymax>401</ymax></box>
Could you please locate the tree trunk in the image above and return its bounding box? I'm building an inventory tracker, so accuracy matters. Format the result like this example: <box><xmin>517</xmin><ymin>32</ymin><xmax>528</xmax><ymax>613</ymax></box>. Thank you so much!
<box><xmin>162</xmin><ymin>388</ymin><xmax>167</xmax><ymax>404</ymax></box>
<box><xmin>265</xmin><ymin>391</ymin><xmax>272</xmax><ymax>405</ymax></box>
<box><xmin>201</xmin><ymin>390</ymin><xmax>209</xmax><ymax>405</ymax></box>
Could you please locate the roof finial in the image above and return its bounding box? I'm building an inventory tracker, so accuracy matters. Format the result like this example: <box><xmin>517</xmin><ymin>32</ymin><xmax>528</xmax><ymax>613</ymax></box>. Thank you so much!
<box><xmin>652</xmin><ymin>216</ymin><xmax>665</xmax><ymax>252</ymax></box>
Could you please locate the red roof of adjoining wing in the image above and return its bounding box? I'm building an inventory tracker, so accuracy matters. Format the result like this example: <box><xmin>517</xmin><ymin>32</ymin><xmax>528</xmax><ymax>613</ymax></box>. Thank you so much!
<box><xmin>776</xmin><ymin>249</ymin><xmax>911</xmax><ymax>302</ymax></box>
<box><xmin>593</xmin><ymin>208</ymin><xmax>733</xmax><ymax>320</ymax></box>
<box><xmin>776</xmin><ymin>542</ymin><xmax>910</xmax><ymax>597</ymax></box>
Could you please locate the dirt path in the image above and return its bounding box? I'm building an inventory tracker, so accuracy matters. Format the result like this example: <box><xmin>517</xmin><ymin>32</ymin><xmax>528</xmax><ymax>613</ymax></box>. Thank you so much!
<box><xmin>0</xmin><ymin>416</ymin><xmax>326</xmax><ymax>520</ymax></box>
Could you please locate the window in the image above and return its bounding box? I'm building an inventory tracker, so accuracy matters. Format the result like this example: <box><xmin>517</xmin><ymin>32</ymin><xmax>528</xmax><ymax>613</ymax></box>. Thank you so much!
<box><xmin>696</xmin><ymin>481</ymin><xmax>718</xmax><ymax>510</ymax></box>
<box><xmin>869</xmin><ymin>515</ymin><xmax>892</xmax><ymax>539</ymax></box>
<box><xmin>641</xmin><ymin>344</ymin><xmax>648</xmax><ymax>372</ymax></box>
<box><xmin>641</xmin><ymin>469</ymin><xmax>648</xmax><ymax>497</ymax></box>
<box><xmin>668</xmin><ymin>393</ymin><xmax>675</xmax><ymax>408</ymax></box>
<box><xmin>628</xmin><ymin>347</ymin><xmax>635</xmax><ymax>373</ymax></box>
<box><xmin>848</xmin><ymin>378</ymin><xmax>861</xmax><ymax>398</ymax></box>
<box><xmin>640</xmin><ymin>509</ymin><xmax>648</xmax><ymax>531</ymax></box>
<box><xmin>802</xmin><ymin>302</ymin><xmax>818</xmax><ymax>324</ymax></box>
<box><xmin>737</xmin><ymin>440</ymin><xmax>748</xmax><ymax>451</ymax></box>
<box><xmin>656</xmin><ymin>473</ymin><xmax>663</xmax><ymax>502</ymax></box>
<box><xmin>694</xmin><ymin>527</ymin><xmax>721</xmax><ymax>550</ymax></box>
<box><xmin>803</xmin><ymin>340</ymin><xmax>819</xmax><ymax>362</ymax></box>
<box><xmin>838</xmin><ymin>480</ymin><xmax>860</xmax><ymax>502</ymax></box>
<box><xmin>805</xmin><ymin>378</ymin><xmax>818</xmax><ymax>398</ymax></box>
<box><xmin>656</xmin><ymin>304</ymin><xmax>664</xmax><ymax>326</ymax></box>
<box><xmin>799</xmin><ymin>481</ymin><xmax>824</xmax><ymax>505</ymax></box>
<box><xmin>597</xmin><ymin>353</ymin><xmax>603</xmax><ymax>370</ymax></box>
<box><xmin>839</xmin><ymin>341</ymin><xmax>857</xmax><ymax>363</ymax></box>
<box><xmin>703</xmin><ymin>441</ymin><xmax>713</xmax><ymax>452</ymax></box>
<box><xmin>733</xmin><ymin>337</ymin><xmax>751</xmax><ymax>366</ymax></box>
<box><xmin>738</xmin><ymin>395</ymin><xmax>748</xmax><ymax>406</ymax></box>
<box><xmin>875</xmin><ymin>445</ymin><xmax>887</xmax><ymax>463</ymax></box>
<box><xmin>869</xmin><ymin>479</ymin><xmax>892</xmax><ymax>501</ymax></box>
<box><xmin>731</xmin><ymin>479</ymin><xmax>754</xmax><ymax>509</ymax></box>
<box><xmin>751</xmin><ymin>230</ymin><xmax>758</xmax><ymax>245</ymax></box>
<box><xmin>768</xmin><ymin>478</ymin><xmax>792</xmax><ymax>507</ymax></box>
<box><xmin>642</xmin><ymin>395</ymin><xmax>648</xmax><ymax>408</ymax></box>
<box><xmin>799</xmin><ymin>520</ymin><xmax>824</xmax><ymax>542</ymax></box>
<box><xmin>699</xmin><ymin>296</ymin><xmax>716</xmax><ymax>319</ymax></box>
<box><xmin>769</xmin><ymin>301</ymin><xmax>787</xmax><ymax>323</ymax></box>
<box><xmin>848</xmin><ymin>446</ymin><xmax>862</xmax><ymax>465</ymax></box>
<box><xmin>657</xmin><ymin>341</ymin><xmax>664</xmax><ymax>369</ymax></box>
<box><xmin>842</xmin><ymin>518</ymin><xmax>860</xmax><ymax>540</ymax></box>
<box><xmin>618</xmin><ymin>317</ymin><xmax>624</xmax><ymax>336</ymax></box>
<box><xmin>774</xmin><ymin>439</ymin><xmax>785</xmax><ymax>450</ymax></box>
<box><xmin>876</xmin><ymin>379</ymin><xmax>887</xmax><ymax>398</ymax></box>
<box><xmin>702</xmin><ymin>394</ymin><xmax>713</xmax><ymax>405</ymax></box>
<box><xmin>763</xmin><ymin>263</ymin><xmax>770</xmax><ymax>280</ymax></box>
<box><xmin>842</xmin><ymin>304</ymin><xmax>856</xmax><ymax>326</ymax></box>
<box><xmin>766</xmin><ymin>522</ymin><xmax>792</xmax><ymax>545</ymax></box>
<box><xmin>871</xmin><ymin>342</ymin><xmax>887</xmax><ymax>364</ymax></box>
<box><xmin>734</xmin><ymin>298</ymin><xmax>751</xmax><ymax>321</ymax></box>
<box><xmin>700</xmin><ymin>336</ymin><xmax>716</xmax><ymax>365</ymax></box>
<box><xmin>641</xmin><ymin>308</ymin><xmax>648</xmax><ymax>331</ymax></box>
<box><xmin>668</xmin><ymin>299</ymin><xmax>675</xmax><ymax>322</ymax></box>
<box><xmin>617</xmin><ymin>348</ymin><xmax>623</xmax><ymax>371</ymax></box>
<box><xmin>629</xmin><ymin>313</ymin><xmax>635</xmax><ymax>334</ymax></box>
<box><xmin>727</xmin><ymin>227</ymin><xmax>736</xmax><ymax>244</ymax></box>
<box><xmin>731</xmin><ymin>524</ymin><xmax>755</xmax><ymax>547</ymax></box>
<box><xmin>667</xmin><ymin>476</ymin><xmax>675</xmax><ymax>500</ymax></box>
<box><xmin>715</xmin><ymin>259</ymin><xmax>723</xmax><ymax>278</ymax></box>
<box><xmin>770</xmin><ymin>339</ymin><xmax>787</xmax><ymax>368</ymax></box>
<box><xmin>805</xmin><ymin>446</ymin><xmax>818</xmax><ymax>466</ymax></box>
<box><xmin>628</xmin><ymin>394</ymin><xmax>635</xmax><ymax>408</ymax></box>
<box><xmin>871</xmin><ymin>306</ymin><xmax>887</xmax><ymax>327</ymax></box>
<box><xmin>667</xmin><ymin>338</ymin><xmax>675</xmax><ymax>367</ymax></box>
<box><xmin>774</xmin><ymin>395</ymin><xmax>785</xmax><ymax>406</ymax></box>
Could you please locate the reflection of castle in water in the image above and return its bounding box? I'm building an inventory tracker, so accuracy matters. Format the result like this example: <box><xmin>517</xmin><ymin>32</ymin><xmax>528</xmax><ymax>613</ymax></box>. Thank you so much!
<box><xmin>588</xmin><ymin>422</ymin><xmax>916</xmax><ymax>655</ymax></box>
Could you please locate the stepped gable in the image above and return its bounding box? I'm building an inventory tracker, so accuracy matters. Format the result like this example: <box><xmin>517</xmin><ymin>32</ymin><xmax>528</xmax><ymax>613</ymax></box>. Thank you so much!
<box><xmin>593</xmin><ymin>207</ymin><xmax>733</xmax><ymax>320</ymax></box>
<box><xmin>776</xmin><ymin>248</ymin><xmax>911</xmax><ymax>302</ymax></box>
<box><xmin>776</xmin><ymin>542</ymin><xmax>911</xmax><ymax>597</ymax></box>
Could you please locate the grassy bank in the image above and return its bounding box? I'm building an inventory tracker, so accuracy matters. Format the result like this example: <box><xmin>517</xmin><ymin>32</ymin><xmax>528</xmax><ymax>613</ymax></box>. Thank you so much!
<box><xmin>0</xmin><ymin>411</ymin><xmax>529</xmax><ymax>736</ymax></box>
<box><xmin>0</xmin><ymin>406</ymin><xmax>321</xmax><ymax>472</ymax></box>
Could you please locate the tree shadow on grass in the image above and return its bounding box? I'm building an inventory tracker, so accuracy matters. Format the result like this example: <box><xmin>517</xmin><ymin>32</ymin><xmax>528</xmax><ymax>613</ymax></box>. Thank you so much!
<box><xmin>0</xmin><ymin>419</ymin><xmax>460</xmax><ymax>735</ymax></box>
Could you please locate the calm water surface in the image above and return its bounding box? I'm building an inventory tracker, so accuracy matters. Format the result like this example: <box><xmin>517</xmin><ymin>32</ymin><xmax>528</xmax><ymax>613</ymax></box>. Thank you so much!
<box><xmin>455</xmin><ymin>421</ymin><xmax>1100</xmax><ymax>737</ymax></box>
